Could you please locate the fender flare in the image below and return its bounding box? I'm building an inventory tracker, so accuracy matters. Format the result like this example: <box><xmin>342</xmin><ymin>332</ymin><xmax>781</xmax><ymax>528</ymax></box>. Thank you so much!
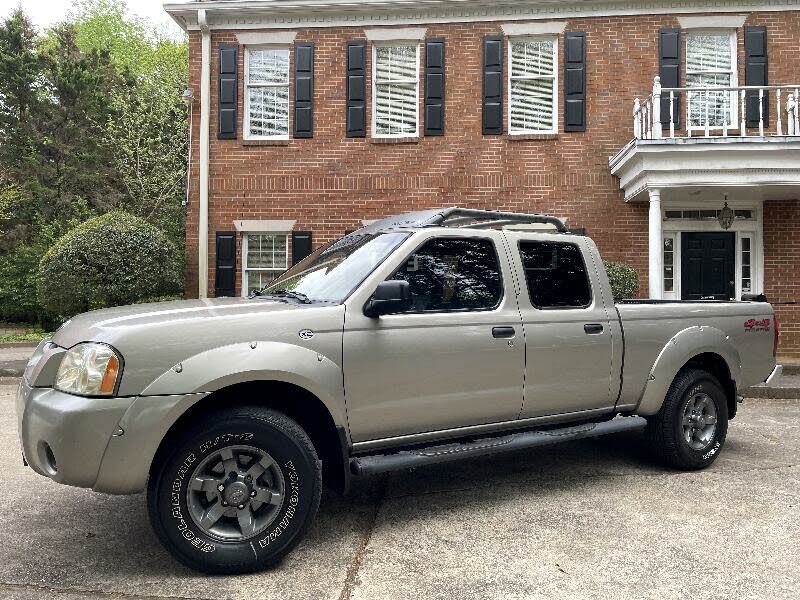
<box><xmin>635</xmin><ymin>325</ymin><xmax>742</xmax><ymax>416</ymax></box>
<box><xmin>140</xmin><ymin>340</ymin><xmax>346</xmax><ymax>428</ymax></box>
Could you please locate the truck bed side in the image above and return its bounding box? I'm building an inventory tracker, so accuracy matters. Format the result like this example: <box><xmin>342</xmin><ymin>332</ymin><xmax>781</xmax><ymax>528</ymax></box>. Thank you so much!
<box><xmin>615</xmin><ymin>301</ymin><xmax>776</xmax><ymax>414</ymax></box>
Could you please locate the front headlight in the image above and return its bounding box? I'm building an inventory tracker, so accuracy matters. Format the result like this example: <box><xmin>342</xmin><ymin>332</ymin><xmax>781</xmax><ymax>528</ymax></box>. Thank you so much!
<box><xmin>55</xmin><ymin>343</ymin><xmax>122</xmax><ymax>396</ymax></box>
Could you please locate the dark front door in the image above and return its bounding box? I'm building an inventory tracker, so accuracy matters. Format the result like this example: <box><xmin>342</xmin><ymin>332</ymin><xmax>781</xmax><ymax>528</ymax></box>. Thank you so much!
<box><xmin>681</xmin><ymin>232</ymin><xmax>735</xmax><ymax>300</ymax></box>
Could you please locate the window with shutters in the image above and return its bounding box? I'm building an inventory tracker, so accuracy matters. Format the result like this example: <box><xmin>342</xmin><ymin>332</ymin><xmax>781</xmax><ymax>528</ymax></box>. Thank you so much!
<box><xmin>685</xmin><ymin>31</ymin><xmax>737</xmax><ymax>129</ymax></box>
<box><xmin>372</xmin><ymin>43</ymin><xmax>420</xmax><ymax>137</ymax></box>
<box><xmin>243</xmin><ymin>233</ymin><xmax>289</xmax><ymax>296</ymax></box>
<box><xmin>245</xmin><ymin>47</ymin><xmax>290</xmax><ymax>139</ymax></box>
<box><xmin>508</xmin><ymin>37</ymin><xmax>558</xmax><ymax>134</ymax></box>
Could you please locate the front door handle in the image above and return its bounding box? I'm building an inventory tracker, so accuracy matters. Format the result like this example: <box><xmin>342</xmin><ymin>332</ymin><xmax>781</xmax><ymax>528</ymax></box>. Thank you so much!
<box><xmin>492</xmin><ymin>326</ymin><xmax>516</xmax><ymax>338</ymax></box>
<box><xmin>584</xmin><ymin>323</ymin><xmax>604</xmax><ymax>334</ymax></box>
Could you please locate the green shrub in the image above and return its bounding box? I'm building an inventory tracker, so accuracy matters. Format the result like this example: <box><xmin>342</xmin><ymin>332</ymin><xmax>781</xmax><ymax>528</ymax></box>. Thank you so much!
<box><xmin>37</xmin><ymin>211</ymin><xmax>183</xmax><ymax>319</ymax></box>
<box><xmin>0</xmin><ymin>244</ymin><xmax>46</xmax><ymax>323</ymax></box>
<box><xmin>604</xmin><ymin>261</ymin><xmax>640</xmax><ymax>302</ymax></box>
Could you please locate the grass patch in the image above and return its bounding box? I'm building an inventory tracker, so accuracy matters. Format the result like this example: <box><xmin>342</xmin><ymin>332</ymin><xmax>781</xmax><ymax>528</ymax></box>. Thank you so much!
<box><xmin>0</xmin><ymin>329</ymin><xmax>52</xmax><ymax>344</ymax></box>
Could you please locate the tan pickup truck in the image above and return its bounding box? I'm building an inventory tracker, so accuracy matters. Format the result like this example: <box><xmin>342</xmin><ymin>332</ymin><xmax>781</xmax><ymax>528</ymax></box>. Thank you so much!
<box><xmin>17</xmin><ymin>208</ymin><xmax>780</xmax><ymax>574</ymax></box>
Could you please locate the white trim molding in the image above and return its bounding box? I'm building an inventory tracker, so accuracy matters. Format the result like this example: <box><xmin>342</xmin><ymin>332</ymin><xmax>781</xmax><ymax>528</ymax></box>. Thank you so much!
<box><xmin>501</xmin><ymin>21</ymin><xmax>566</xmax><ymax>36</ymax></box>
<box><xmin>609</xmin><ymin>137</ymin><xmax>800</xmax><ymax>202</ymax></box>
<box><xmin>198</xmin><ymin>8</ymin><xmax>211</xmax><ymax>299</ymax></box>
<box><xmin>164</xmin><ymin>1</ymin><xmax>800</xmax><ymax>31</ymax></box>
<box><xmin>365</xmin><ymin>27</ymin><xmax>426</xmax><ymax>40</ymax></box>
<box><xmin>677</xmin><ymin>14</ymin><xmax>747</xmax><ymax>28</ymax></box>
<box><xmin>236</xmin><ymin>31</ymin><xmax>297</xmax><ymax>45</ymax></box>
<box><xmin>234</xmin><ymin>219</ymin><xmax>296</xmax><ymax>232</ymax></box>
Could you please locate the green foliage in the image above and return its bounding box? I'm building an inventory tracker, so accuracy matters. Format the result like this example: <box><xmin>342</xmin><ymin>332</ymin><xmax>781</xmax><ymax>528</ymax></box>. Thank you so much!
<box><xmin>0</xmin><ymin>1</ymin><xmax>188</xmax><ymax>324</ymax></box>
<box><xmin>0</xmin><ymin>244</ymin><xmax>45</xmax><ymax>322</ymax></box>
<box><xmin>604</xmin><ymin>261</ymin><xmax>640</xmax><ymax>302</ymax></box>
<box><xmin>0</xmin><ymin>329</ymin><xmax>51</xmax><ymax>344</ymax></box>
<box><xmin>37</xmin><ymin>211</ymin><xmax>182</xmax><ymax>318</ymax></box>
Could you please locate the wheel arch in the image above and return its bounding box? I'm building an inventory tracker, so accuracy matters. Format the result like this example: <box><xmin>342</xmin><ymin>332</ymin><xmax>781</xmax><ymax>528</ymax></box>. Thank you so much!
<box><xmin>636</xmin><ymin>326</ymin><xmax>741</xmax><ymax>417</ymax></box>
<box><xmin>150</xmin><ymin>380</ymin><xmax>350</xmax><ymax>495</ymax></box>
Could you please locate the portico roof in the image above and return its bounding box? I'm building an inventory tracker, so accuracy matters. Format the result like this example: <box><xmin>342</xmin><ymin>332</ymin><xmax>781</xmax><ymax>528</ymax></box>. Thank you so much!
<box><xmin>609</xmin><ymin>137</ymin><xmax>800</xmax><ymax>202</ymax></box>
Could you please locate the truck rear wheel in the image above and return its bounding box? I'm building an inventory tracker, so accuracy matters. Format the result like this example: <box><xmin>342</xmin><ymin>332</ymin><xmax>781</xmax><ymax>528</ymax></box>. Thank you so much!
<box><xmin>645</xmin><ymin>368</ymin><xmax>729</xmax><ymax>471</ymax></box>
<box><xmin>147</xmin><ymin>407</ymin><xmax>322</xmax><ymax>574</ymax></box>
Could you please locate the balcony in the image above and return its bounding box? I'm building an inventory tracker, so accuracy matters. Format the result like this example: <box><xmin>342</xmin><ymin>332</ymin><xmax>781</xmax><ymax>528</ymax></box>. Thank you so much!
<box><xmin>609</xmin><ymin>77</ymin><xmax>800</xmax><ymax>203</ymax></box>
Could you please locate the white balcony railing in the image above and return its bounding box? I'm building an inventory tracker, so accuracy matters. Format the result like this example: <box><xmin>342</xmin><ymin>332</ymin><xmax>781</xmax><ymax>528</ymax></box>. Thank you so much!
<box><xmin>633</xmin><ymin>76</ymin><xmax>800</xmax><ymax>140</ymax></box>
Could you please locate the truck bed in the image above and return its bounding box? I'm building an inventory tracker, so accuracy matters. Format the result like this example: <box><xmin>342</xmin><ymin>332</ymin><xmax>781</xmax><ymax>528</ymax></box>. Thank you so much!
<box><xmin>614</xmin><ymin>300</ymin><xmax>776</xmax><ymax>411</ymax></box>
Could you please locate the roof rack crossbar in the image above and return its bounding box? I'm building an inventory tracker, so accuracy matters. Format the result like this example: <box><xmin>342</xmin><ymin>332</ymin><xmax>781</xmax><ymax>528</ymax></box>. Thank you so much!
<box><xmin>426</xmin><ymin>208</ymin><xmax>568</xmax><ymax>232</ymax></box>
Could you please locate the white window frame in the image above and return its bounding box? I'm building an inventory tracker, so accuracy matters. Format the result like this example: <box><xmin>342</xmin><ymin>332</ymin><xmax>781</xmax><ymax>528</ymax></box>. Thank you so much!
<box><xmin>241</xmin><ymin>232</ymin><xmax>290</xmax><ymax>297</ymax></box>
<box><xmin>507</xmin><ymin>35</ymin><xmax>559</xmax><ymax>135</ymax></box>
<box><xmin>738</xmin><ymin>232</ymin><xmax>754</xmax><ymax>297</ymax></box>
<box><xmin>244</xmin><ymin>45</ymin><xmax>291</xmax><ymax>140</ymax></box>
<box><xmin>684</xmin><ymin>29</ymin><xmax>738</xmax><ymax>132</ymax></box>
<box><xmin>371</xmin><ymin>41</ymin><xmax>420</xmax><ymax>139</ymax></box>
<box><xmin>663</xmin><ymin>233</ymin><xmax>677</xmax><ymax>298</ymax></box>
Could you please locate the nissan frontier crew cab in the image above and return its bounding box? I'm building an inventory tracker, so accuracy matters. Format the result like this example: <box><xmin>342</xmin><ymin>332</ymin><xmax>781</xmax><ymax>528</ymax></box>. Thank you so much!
<box><xmin>17</xmin><ymin>208</ymin><xmax>781</xmax><ymax>574</ymax></box>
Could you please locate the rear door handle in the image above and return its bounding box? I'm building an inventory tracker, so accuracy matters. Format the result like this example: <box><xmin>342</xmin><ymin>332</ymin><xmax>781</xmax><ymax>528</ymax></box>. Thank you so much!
<box><xmin>492</xmin><ymin>326</ymin><xmax>516</xmax><ymax>338</ymax></box>
<box><xmin>584</xmin><ymin>323</ymin><xmax>604</xmax><ymax>334</ymax></box>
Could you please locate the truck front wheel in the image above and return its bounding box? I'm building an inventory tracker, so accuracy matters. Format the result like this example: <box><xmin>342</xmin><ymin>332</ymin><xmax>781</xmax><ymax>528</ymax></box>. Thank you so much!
<box><xmin>147</xmin><ymin>406</ymin><xmax>322</xmax><ymax>574</ymax></box>
<box><xmin>645</xmin><ymin>368</ymin><xmax>729</xmax><ymax>470</ymax></box>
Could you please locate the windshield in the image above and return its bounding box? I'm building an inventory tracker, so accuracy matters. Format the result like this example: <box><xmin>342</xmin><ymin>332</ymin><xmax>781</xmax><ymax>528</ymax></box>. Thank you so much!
<box><xmin>258</xmin><ymin>231</ymin><xmax>409</xmax><ymax>303</ymax></box>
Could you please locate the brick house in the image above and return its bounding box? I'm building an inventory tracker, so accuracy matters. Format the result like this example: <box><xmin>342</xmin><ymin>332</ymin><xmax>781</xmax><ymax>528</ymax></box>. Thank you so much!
<box><xmin>164</xmin><ymin>0</ymin><xmax>800</xmax><ymax>357</ymax></box>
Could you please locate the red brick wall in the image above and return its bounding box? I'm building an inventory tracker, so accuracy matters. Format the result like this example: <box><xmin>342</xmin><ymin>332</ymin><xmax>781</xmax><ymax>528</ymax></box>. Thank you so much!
<box><xmin>184</xmin><ymin>11</ymin><xmax>800</xmax><ymax>352</ymax></box>
<box><xmin>764</xmin><ymin>200</ymin><xmax>800</xmax><ymax>359</ymax></box>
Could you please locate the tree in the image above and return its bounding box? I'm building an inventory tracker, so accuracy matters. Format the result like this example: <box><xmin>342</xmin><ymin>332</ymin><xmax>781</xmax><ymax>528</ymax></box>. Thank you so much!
<box><xmin>0</xmin><ymin>2</ymin><xmax>188</xmax><ymax>325</ymax></box>
<box><xmin>74</xmin><ymin>0</ymin><xmax>188</xmax><ymax>244</ymax></box>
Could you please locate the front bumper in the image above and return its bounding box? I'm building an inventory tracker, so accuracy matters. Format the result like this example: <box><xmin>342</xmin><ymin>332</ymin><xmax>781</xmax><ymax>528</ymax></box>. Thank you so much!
<box><xmin>16</xmin><ymin>379</ymin><xmax>208</xmax><ymax>494</ymax></box>
<box><xmin>16</xmin><ymin>378</ymin><xmax>134</xmax><ymax>489</ymax></box>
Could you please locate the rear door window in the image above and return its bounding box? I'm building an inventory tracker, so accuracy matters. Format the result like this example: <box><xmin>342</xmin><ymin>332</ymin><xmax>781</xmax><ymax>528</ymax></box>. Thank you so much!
<box><xmin>519</xmin><ymin>240</ymin><xmax>592</xmax><ymax>309</ymax></box>
<box><xmin>390</xmin><ymin>237</ymin><xmax>503</xmax><ymax>312</ymax></box>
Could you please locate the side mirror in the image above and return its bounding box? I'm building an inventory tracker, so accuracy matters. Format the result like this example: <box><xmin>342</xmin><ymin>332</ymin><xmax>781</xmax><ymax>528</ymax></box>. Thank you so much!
<box><xmin>363</xmin><ymin>280</ymin><xmax>412</xmax><ymax>317</ymax></box>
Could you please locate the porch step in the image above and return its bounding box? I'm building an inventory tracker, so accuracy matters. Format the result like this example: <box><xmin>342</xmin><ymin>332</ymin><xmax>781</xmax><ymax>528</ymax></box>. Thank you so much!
<box><xmin>349</xmin><ymin>416</ymin><xmax>648</xmax><ymax>477</ymax></box>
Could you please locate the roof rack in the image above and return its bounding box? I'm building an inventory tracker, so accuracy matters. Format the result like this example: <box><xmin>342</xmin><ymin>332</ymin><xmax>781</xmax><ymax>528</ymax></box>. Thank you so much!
<box><xmin>364</xmin><ymin>207</ymin><xmax>568</xmax><ymax>233</ymax></box>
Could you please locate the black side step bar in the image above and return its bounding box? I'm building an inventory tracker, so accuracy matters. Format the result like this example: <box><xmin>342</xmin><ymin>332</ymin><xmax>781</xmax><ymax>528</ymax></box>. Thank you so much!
<box><xmin>350</xmin><ymin>416</ymin><xmax>648</xmax><ymax>477</ymax></box>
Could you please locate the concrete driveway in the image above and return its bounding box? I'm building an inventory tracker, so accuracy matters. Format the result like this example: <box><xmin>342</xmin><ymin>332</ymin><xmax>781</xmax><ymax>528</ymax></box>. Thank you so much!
<box><xmin>1</xmin><ymin>380</ymin><xmax>798</xmax><ymax>600</ymax></box>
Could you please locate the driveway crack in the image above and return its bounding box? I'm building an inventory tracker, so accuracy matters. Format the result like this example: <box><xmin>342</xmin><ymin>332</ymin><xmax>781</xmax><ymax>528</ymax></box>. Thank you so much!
<box><xmin>338</xmin><ymin>476</ymin><xmax>387</xmax><ymax>600</ymax></box>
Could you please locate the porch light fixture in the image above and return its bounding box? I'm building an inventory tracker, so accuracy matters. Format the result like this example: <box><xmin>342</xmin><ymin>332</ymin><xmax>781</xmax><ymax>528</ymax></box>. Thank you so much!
<box><xmin>718</xmin><ymin>199</ymin><xmax>734</xmax><ymax>230</ymax></box>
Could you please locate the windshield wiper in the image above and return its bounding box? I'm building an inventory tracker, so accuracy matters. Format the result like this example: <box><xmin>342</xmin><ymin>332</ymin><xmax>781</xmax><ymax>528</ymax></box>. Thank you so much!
<box><xmin>255</xmin><ymin>289</ymin><xmax>313</xmax><ymax>304</ymax></box>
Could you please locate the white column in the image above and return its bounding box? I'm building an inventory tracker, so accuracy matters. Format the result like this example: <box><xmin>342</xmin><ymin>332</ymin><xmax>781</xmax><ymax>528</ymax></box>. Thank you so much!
<box><xmin>198</xmin><ymin>10</ymin><xmax>211</xmax><ymax>299</ymax></box>
<box><xmin>648</xmin><ymin>188</ymin><xmax>663</xmax><ymax>299</ymax></box>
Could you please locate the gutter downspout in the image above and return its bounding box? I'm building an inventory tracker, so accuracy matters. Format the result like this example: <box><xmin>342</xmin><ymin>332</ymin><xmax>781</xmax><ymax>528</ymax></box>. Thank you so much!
<box><xmin>198</xmin><ymin>9</ymin><xmax>210</xmax><ymax>299</ymax></box>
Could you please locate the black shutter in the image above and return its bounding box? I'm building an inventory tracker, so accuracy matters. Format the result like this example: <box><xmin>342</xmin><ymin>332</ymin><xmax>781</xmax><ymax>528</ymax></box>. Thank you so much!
<box><xmin>424</xmin><ymin>38</ymin><xmax>445</xmax><ymax>136</ymax></box>
<box><xmin>564</xmin><ymin>32</ymin><xmax>586</xmax><ymax>132</ymax></box>
<box><xmin>294</xmin><ymin>42</ymin><xmax>314</xmax><ymax>138</ymax></box>
<box><xmin>745</xmin><ymin>26</ymin><xmax>768</xmax><ymax>128</ymax></box>
<box><xmin>346</xmin><ymin>41</ymin><xmax>367</xmax><ymax>137</ymax></box>
<box><xmin>218</xmin><ymin>44</ymin><xmax>238</xmax><ymax>139</ymax></box>
<box><xmin>292</xmin><ymin>231</ymin><xmax>313</xmax><ymax>265</ymax></box>
<box><xmin>482</xmin><ymin>36</ymin><xmax>503</xmax><ymax>135</ymax></box>
<box><xmin>214</xmin><ymin>232</ymin><xmax>236</xmax><ymax>297</ymax></box>
<box><xmin>659</xmin><ymin>28</ymin><xmax>680</xmax><ymax>126</ymax></box>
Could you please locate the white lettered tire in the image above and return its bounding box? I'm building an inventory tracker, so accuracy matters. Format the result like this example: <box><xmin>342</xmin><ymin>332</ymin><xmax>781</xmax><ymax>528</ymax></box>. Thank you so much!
<box><xmin>147</xmin><ymin>406</ymin><xmax>322</xmax><ymax>574</ymax></box>
<box><xmin>645</xmin><ymin>368</ymin><xmax>729</xmax><ymax>471</ymax></box>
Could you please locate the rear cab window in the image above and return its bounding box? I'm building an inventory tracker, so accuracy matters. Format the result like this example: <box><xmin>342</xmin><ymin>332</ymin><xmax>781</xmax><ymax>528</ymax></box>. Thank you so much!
<box><xmin>390</xmin><ymin>237</ymin><xmax>504</xmax><ymax>312</ymax></box>
<box><xmin>519</xmin><ymin>240</ymin><xmax>592</xmax><ymax>309</ymax></box>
